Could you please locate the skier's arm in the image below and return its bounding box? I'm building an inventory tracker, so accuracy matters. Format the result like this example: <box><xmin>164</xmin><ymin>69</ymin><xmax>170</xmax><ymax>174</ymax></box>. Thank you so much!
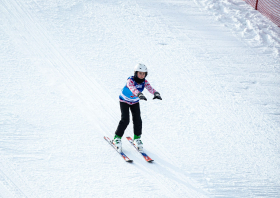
<box><xmin>127</xmin><ymin>78</ymin><xmax>140</xmax><ymax>96</ymax></box>
<box><xmin>144</xmin><ymin>80</ymin><xmax>156</xmax><ymax>94</ymax></box>
<box><xmin>145</xmin><ymin>80</ymin><xmax>162</xmax><ymax>100</ymax></box>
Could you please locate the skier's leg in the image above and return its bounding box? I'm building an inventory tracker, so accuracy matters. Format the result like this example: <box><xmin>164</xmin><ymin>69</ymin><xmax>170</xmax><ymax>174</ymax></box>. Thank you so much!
<box><xmin>130</xmin><ymin>102</ymin><xmax>143</xmax><ymax>151</ymax></box>
<box><xmin>115</xmin><ymin>102</ymin><xmax>130</xmax><ymax>138</ymax></box>
<box><xmin>130</xmin><ymin>102</ymin><xmax>142</xmax><ymax>138</ymax></box>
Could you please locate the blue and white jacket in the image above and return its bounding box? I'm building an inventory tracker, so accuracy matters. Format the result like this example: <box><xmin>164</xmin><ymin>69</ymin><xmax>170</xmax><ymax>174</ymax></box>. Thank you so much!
<box><xmin>119</xmin><ymin>76</ymin><xmax>156</xmax><ymax>105</ymax></box>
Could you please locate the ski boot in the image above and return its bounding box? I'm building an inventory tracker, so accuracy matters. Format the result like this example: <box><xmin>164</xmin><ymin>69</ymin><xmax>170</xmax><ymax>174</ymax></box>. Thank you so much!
<box><xmin>112</xmin><ymin>136</ymin><xmax>122</xmax><ymax>152</ymax></box>
<box><xmin>134</xmin><ymin>138</ymin><xmax>143</xmax><ymax>152</ymax></box>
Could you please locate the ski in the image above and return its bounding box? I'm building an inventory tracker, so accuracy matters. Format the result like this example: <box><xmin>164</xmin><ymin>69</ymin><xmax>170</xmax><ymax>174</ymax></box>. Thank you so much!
<box><xmin>104</xmin><ymin>136</ymin><xmax>133</xmax><ymax>163</ymax></box>
<box><xmin>126</xmin><ymin>137</ymin><xmax>154</xmax><ymax>163</ymax></box>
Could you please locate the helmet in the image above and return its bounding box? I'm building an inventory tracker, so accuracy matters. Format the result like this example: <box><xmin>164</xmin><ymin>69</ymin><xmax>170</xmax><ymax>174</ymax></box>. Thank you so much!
<box><xmin>134</xmin><ymin>63</ymin><xmax>148</xmax><ymax>73</ymax></box>
<box><xmin>134</xmin><ymin>63</ymin><xmax>148</xmax><ymax>77</ymax></box>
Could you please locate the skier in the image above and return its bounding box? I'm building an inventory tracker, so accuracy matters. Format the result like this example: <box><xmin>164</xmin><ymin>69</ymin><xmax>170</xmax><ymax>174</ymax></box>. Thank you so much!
<box><xmin>113</xmin><ymin>63</ymin><xmax>162</xmax><ymax>152</ymax></box>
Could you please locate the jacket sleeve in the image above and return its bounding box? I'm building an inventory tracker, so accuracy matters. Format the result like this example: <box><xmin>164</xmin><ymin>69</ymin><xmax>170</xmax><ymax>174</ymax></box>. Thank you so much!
<box><xmin>127</xmin><ymin>78</ymin><xmax>140</xmax><ymax>96</ymax></box>
<box><xmin>144</xmin><ymin>79</ymin><xmax>157</xmax><ymax>94</ymax></box>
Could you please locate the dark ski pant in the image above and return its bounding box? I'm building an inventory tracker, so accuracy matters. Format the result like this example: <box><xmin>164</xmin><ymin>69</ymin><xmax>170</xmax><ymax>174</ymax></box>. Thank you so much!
<box><xmin>115</xmin><ymin>102</ymin><xmax>142</xmax><ymax>138</ymax></box>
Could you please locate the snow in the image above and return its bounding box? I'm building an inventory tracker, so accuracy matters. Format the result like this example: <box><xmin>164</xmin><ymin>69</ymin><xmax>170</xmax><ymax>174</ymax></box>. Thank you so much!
<box><xmin>0</xmin><ymin>0</ymin><xmax>280</xmax><ymax>197</ymax></box>
<box><xmin>194</xmin><ymin>0</ymin><xmax>280</xmax><ymax>59</ymax></box>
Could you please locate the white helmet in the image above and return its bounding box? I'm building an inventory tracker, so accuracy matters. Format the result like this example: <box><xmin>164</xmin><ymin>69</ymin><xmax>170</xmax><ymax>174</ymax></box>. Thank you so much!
<box><xmin>134</xmin><ymin>63</ymin><xmax>148</xmax><ymax>73</ymax></box>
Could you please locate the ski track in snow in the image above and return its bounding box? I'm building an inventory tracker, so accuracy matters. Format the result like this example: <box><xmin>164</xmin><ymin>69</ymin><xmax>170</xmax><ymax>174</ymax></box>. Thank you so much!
<box><xmin>1</xmin><ymin>0</ymin><xmax>280</xmax><ymax>197</ymax></box>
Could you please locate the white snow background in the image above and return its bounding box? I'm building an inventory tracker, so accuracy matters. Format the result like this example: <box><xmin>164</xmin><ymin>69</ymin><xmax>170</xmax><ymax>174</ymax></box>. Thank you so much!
<box><xmin>0</xmin><ymin>0</ymin><xmax>280</xmax><ymax>197</ymax></box>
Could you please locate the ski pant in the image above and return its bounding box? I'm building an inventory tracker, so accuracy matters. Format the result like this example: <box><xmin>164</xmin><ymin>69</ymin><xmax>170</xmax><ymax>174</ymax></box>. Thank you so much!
<box><xmin>115</xmin><ymin>102</ymin><xmax>142</xmax><ymax>138</ymax></box>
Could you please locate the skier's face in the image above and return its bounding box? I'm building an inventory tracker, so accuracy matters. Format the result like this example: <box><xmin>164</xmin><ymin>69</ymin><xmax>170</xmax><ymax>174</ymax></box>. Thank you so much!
<box><xmin>137</xmin><ymin>72</ymin><xmax>146</xmax><ymax>79</ymax></box>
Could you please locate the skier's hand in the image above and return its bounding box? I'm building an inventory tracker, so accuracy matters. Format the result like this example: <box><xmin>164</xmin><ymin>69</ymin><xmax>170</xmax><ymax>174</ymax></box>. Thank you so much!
<box><xmin>153</xmin><ymin>92</ymin><xmax>162</xmax><ymax>100</ymax></box>
<box><xmin>137</xmin><ymin>92</ymin><xmax>147</xmax><ymax>101</ymax></box>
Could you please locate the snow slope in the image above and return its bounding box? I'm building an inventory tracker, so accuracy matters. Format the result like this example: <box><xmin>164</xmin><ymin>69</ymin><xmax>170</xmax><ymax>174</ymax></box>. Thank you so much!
<box><xmin>0</xmin><ymin>0</ymin><xmax>279</xmax><ymax>197</ymax></box>
<box><xmin>194</xmin><ymin>0</ymin><xmax>280</xmax><ymax>59</ymax></box>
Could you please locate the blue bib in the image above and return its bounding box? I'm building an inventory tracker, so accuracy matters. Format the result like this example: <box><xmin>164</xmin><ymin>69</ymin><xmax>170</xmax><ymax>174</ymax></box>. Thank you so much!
<box><xmin>119</xmin><ymin>76</ymin><xmax>145</xmax><ymax>103</ymax></box>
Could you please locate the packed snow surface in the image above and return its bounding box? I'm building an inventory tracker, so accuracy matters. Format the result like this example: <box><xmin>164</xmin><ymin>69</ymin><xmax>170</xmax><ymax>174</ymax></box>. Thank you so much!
<box><xmin>0</xmin><ymin>0</ymin><xmax>280</xmax><ymax>197</ymax></box>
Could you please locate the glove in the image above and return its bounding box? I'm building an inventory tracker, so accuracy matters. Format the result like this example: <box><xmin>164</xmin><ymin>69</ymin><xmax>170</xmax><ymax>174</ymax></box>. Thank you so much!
<box><xmin>137</xmin><ymin>92</ymin><xmax>147</xmax><ymax>101</ymax></box>
<box><xmin>153</xmin><ymin>92</ymin><xmax>162</xmax><ymax>100</ymax></box>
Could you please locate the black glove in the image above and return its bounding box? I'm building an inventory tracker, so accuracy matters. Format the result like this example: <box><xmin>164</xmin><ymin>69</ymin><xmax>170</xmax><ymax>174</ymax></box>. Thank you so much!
<box><xmin>137</xmin><ymin>92</ymin><xmax>147</xmax><ymax>101</ymax></box>
<box><xmin>153</xmin><ymin>92</ymin><xmax>162</xmax><ymax>100</ymax></box>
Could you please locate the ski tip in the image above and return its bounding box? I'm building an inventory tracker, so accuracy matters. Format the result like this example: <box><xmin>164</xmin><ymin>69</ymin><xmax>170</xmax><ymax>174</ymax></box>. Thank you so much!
<box><xmin>126</xmin><ymin>160</ymin><xmax>133</xmax><ymax>163</ymax></box>
<box><xmin>147</xmin><ymin>160</ymin><xmax>154</xmax><ymax>163</ymax></box>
